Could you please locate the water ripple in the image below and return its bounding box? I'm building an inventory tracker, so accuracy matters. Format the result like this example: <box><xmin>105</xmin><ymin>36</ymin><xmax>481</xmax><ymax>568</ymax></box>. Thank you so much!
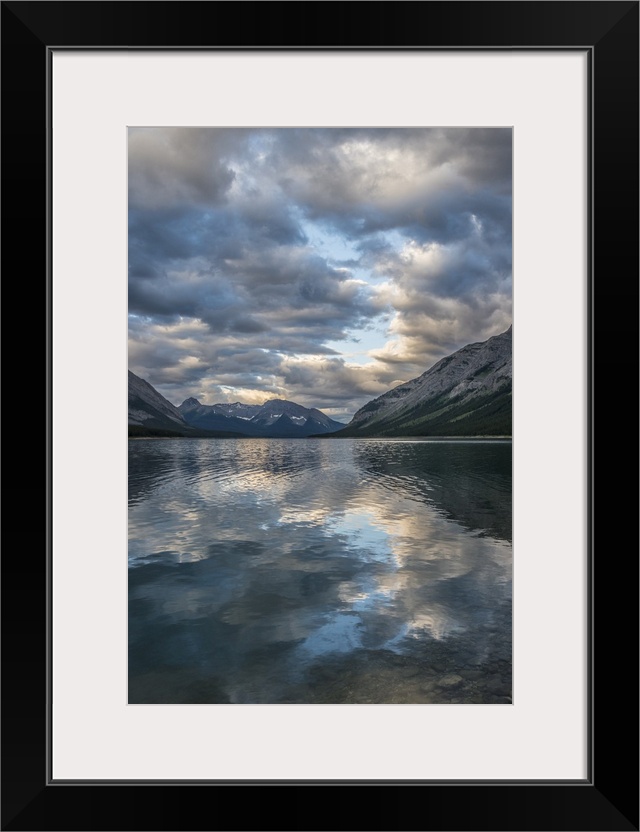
<box><xmin>129</xmin><ymin>438</ymin><xmax>512</xmax><ymax>704</ymax></box>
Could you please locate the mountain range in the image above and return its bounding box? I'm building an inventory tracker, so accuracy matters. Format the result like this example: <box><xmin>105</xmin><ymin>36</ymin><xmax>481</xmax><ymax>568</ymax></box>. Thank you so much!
<box><xmin>331</xmin><ymin>326</ymin><xmax>512</xmax><ymax>438</ymax></box>
<box><xmin>128</xmin><ymin>371</ymin><xmax>344</xmax><ymax>438</ymax></box>
<box><xmin>128</xmin><ymin>371</ymin><xmax>245</xmax><ymax>437</ymax></box>
<box><xmin>129</xmin><ymin>325</ymin><xmax>511</xmax><ymax>439</ymax></box>
<box><xmin>178</xmin><ymin>397</ymin><xmax>344</xmax><ymax>437</ymax></box>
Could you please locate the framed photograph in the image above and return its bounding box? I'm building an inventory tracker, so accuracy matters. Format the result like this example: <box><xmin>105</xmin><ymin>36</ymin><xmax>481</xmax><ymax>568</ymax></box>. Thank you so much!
<box><xmin>3</xmin><ymin>2</ymin><xmax>637</xmax><ymax>830</ymax></box>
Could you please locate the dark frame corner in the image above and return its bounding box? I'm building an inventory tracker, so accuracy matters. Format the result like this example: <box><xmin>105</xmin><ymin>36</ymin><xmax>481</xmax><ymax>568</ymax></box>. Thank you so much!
<box><xmin>2</xmin><ymin>2</ymin><xmax>638</xmax><ymax>830</ymax></box>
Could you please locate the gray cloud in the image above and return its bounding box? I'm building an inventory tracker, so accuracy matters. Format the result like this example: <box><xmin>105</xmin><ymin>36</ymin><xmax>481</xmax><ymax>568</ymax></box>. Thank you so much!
<box><xmin>129</xmin><ymin>128</ymin><xmax>511</xmax><ymax>418</ymax></box>
<box><xmin>128</xmin><ymin>127</ymin><xmax>244</xmax><ymax>209</ymax></box>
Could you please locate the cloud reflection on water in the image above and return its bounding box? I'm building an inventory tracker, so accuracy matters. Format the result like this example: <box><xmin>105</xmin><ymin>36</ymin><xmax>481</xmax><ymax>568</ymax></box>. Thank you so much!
<box><xmin>129</xmin><ymin>439</ymin><xmax>511</xmax><ymax>703</ymax></box>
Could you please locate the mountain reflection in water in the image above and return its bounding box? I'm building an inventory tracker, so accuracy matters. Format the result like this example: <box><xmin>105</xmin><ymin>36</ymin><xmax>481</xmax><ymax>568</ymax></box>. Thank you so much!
<box><xmin>129</xmin><ymin>438</ymin><xmax>511</xmax><ymax>704</ymax></box>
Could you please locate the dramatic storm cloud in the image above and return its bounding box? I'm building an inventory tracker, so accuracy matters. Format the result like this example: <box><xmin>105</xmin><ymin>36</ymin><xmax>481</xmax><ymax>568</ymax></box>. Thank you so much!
<box><xmin>129</xmin><ymin>128</ymin><xmax>512</xmax><ymax>420</ymax></box>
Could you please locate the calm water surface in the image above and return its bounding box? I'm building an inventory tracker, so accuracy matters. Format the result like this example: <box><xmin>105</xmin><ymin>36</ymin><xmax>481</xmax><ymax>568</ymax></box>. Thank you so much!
<box><xmin>129</xmin><ymin>438</ymin><xmax>511</xmax><ymax>704</ymax></box>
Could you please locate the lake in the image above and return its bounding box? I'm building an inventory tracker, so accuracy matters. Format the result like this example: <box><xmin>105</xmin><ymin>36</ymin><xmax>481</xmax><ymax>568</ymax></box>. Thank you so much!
<box><xmin>129</xmin><ymin>438</ymin><xmax>512</xmax><ymax>704</ymax></box>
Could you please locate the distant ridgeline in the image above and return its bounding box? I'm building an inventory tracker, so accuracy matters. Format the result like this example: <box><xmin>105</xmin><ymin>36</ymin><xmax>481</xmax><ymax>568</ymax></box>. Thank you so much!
<box><xmin>330</xmin><ymin>327</ymin><xmax>512</xmax><ymax>438</ymax></box>
<box><xmin>128</xmin><ymin>326</ymin><xmax>511</xmax><ymax>439</ymax></box>
<box><xmin>177</xmin><ymin>397</ymin><xmax>344</xmax><ymax>438</ymax></box>
<box><xmin>127</xmin><ymin>371</ymin><xmax>245</xmax><ymax>438</ymax></box>
<box><xmin>127</xmin><ymin>371</ymin><xmax>343</xmax><ymax>438</ymax></box>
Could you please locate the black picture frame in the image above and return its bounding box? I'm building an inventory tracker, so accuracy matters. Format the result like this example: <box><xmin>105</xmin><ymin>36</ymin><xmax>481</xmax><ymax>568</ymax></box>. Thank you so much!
<box><xmin>2</xmin><ymin>2</ymin><xmax>638</xmax><ymax>830</ymax></box>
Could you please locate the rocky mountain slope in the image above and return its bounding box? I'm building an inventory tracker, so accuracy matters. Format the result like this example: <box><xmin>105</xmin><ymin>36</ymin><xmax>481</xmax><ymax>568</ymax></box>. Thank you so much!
<box><xmin>128</xmin><ymin>372</ymin><xmax>244</xmax><ymax>437</ymax></box>
<box><xmin>128</xmin><ymin>370</ymin><xmax>189</xmax><ymax>432</ymax></box>
<box><xmin>332</xmin><ymin>326</ymin><xmax>512</xmax><ymax>438</ymax></box>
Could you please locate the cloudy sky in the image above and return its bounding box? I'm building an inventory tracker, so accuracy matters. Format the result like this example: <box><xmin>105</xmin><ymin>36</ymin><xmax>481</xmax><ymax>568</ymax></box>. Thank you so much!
<box><xmin>128</xmin><ymin>127</ymin><xmax>512</xmax><ymax>422</ymax></box>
